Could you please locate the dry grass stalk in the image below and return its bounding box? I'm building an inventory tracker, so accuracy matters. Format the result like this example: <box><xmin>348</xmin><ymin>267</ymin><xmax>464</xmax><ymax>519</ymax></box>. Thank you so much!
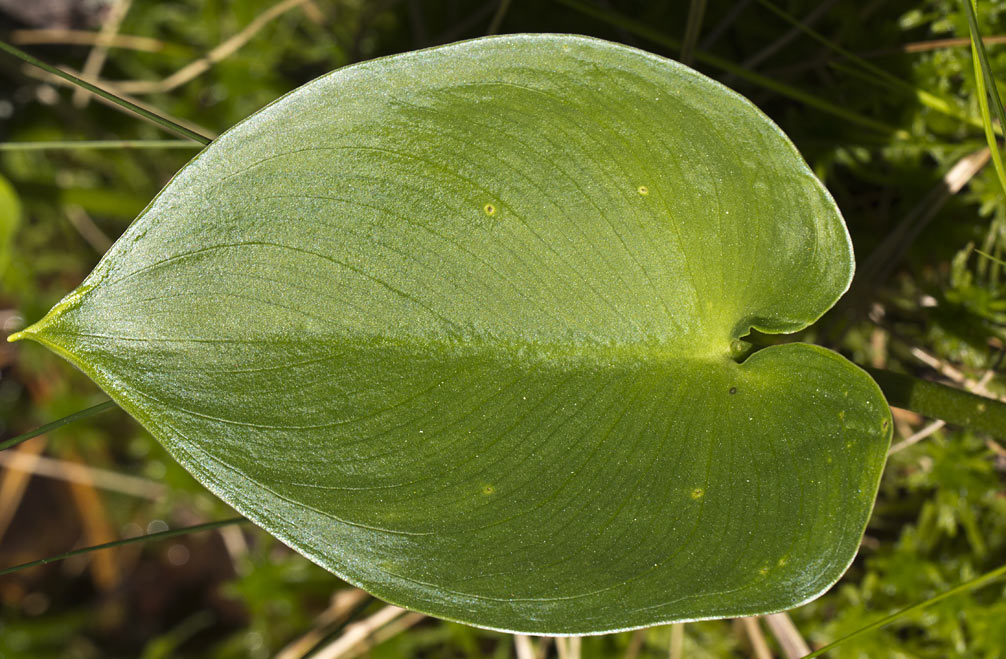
<box><xmin>11</xmin><ymin>29</ymin><xmax>164</xmax><ymax>52</ymax></box>
<box><xmin>763</xmin><ymin>612</ymin><xmax>810</xmax><ymax>659</ymax></box>
<box><xmin>74</xmin><ymin>0</ymin><xmax>133</xmax><ymax>107</ymax></box>
<box><xmin>109</xmin><ymin>0</ymin><xmax>310</xmax><ymax>95</ymax></box>
<box><xmin>311</xmin><ymin>604</ymin><xmax>406</xmax><ymax>659</ymax></box>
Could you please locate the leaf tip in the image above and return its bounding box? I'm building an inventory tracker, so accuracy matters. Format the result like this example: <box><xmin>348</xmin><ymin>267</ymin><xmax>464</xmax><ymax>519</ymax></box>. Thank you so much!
<box><xmin>7</xmin><ymin>319</ymin><xmax>43</xmax><ymax>344</ymax></box>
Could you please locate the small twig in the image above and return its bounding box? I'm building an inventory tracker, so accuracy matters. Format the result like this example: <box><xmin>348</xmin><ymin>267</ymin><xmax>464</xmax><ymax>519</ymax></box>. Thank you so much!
<box><xmin>889</xmin><ymin>419</ymin><xmax>946</xmax><ymax>454</ymax></box>
<box><xmin>763</xmin><ymin>612</ymin><xmax>810</xmax><ymax>659</ymax></box>
<box><xmin>623</xmin><ymin>630</ymin><xmax>646</xmax><ymax>659</ymax></box>
<box><xmin>11</xmin><ymin>29</ymin><xmax>164</xmax><ymax>52</ymax></box>
<box><xmin>669</xmin><ymin>623</ymin><xmax>684</xmax><ymax>659</ymax></box>
<box><xmin>217</xmin><ymin>523</ymin><xmax>250</xmax><ymax>573</ymax></box>
<box><xmin>300</xmin><ymin>1</ymin><xmax>326</xmax><ymax>23</ymax></box>
<box><xmin>64</xmin><ymin>204</ymin><xmax>113</xmax><ymax>254</ymax></box>
<box><xmin>63</xmin><ymin>446</ymin><xmax>122</xmax><ymax>591</ymax></box>
<box><xmin>894</xmin><ymin>35</ymin><xmax>1006</xmax><ymax>55</ymax></box>
<box><xmin>110</xmin><ymin>0</ymin><xmax>309</xmax><ymax>95</ymax></box>
<box><xmin>75</xmin><ymin>0</ymin><xmax>133</xmax><ymax>107</ymax></box>
<box><xmin>364</xmin><ymin>612</ymin><xmax>424</xmax><ymax>651</ymax></box>
<box><xmin>312</xmin><ymin>605</ymin><xmax>406</xmax><ymax>659</ymax></box>
<box><xmin>514</xmin><ymin>635</ymin><xmax>536</xmax><ymax>659</ymax></box>
<box><xmin>0</xmin><ymin>439</ymin><xmax>47</xmax><ymax>543</ymax></box>
<box><xmin>739</xmin><ymin>617</ymin><xmax>773</xmax><ymax>659</ymax></box>
<box><xmin>276</xmin><ymin>589</ymin><xmax>370</xmax><ymax>659</ymax></box>
<box><xmin>856</xmin><ymin>148</ymin><xmax>990</xmax><ymax>291</ymax></box>
<box><xmin>909</xmin><ymin>347</ymin><xmax>997</xmax><ymax>399</ymax></box>
<box><xmin>0</xmin><ymin>450</ymin><xmax>165</xmax><ymax>499</ymax></box>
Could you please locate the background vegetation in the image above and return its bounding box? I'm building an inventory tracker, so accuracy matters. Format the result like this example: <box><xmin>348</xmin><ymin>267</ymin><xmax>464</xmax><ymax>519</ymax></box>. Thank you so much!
<box><xmin>1</xmin><ymin>0</ymin><xmax>1004</xmax><ymax>656</ymax></box>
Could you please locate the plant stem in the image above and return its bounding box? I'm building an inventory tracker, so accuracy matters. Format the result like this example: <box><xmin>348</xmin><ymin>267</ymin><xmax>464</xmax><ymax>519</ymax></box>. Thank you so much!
<box><xmin>0</xmin><ymin>140</ymin><xmax>200</xmax><ymax>151</ymax></box>
<box><xmin>0</xmin><ymin>517</ymin><xmax>247</xmax><ymax>577</ymax></box>
<box><xmin>867</xmin><ymin>368</ymin><xmax>1006</xmax><ymax>439</ymax></box>
<box><xmin>487</xmin><ymin>0</ymin><xmax>512</xmax><ymax>35</ymax></box>
<box><xmin>804</xmin><ymin>562</ymin><xmax>1006</xmax><ymax>657</ymax></box>
<box><xmin>555</xmin><ymin>0</ymin><xmax>904</xmax><ymax>137</ymax></box>
<box><xmin>962</xmin><ymin>0</ymin><xmax>1006</xmax><ymax>195</ymax></box>
<box><xmin>680</xmin><ymin>0</ymin><xmax>707</xmax><ymax>66</ymax></box>
<box><xmin>0</xmin><ymin>39</ymin><xmax>212</xmax><ymax>145</ymax></box>
<box><xmin>0</xmin><ymin>400</ymin><xmax>117</xmax><ymax>452</ymax></box>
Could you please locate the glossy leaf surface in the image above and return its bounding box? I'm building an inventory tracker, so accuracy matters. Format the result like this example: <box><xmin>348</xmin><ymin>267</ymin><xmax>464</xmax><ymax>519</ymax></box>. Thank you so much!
<box><xmin>14</xmin><ymin>35</ymin><xmax>892</xmax><ymax>634</ymax></box>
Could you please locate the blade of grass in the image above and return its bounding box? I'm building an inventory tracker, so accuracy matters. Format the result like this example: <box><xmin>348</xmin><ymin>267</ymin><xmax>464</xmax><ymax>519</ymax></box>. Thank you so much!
<box><xmin>965</xmin><ymin>0</ymin><xmax>1006</xmax><ymax>130</ymax></box>
<box><xmin>970</xmin><ymin>39</ymin><xmax>1006</xmax><ymax>193</ymax></box>
<box><xmin>0</xmin><ymin>39</ymin><xmax>211</xmax><ymax>144</ymax></box>
<box><xmin>0</xmin><ymin>517</ymin><xmax>247</xmax><ymax>577</ymax></box>
<box><xmin>741</xmin><ymin>0</ymin><xmax>838</xmax><ymax>72</ymax></box>
<box><xmin>753</xmin><ymin>0</ymin><xmax>986</xmax><ymax>133</ymax></box>
<box><xmin>964</xmin><ymin>0</ymin><xmax>1006</xmax><ymax>194</ymax></box>
<box><xmin>18</xmin><ymin>63</ymin><xmax>217</xmax><ymax>141</ymax></box>
<box><xmin>976</xmin><ymin>247</ymin><xmax>1006</xmax><ymax>265</ymax></box>
<box><xmin>0</xmin><ymin>140</ymin><xmax>200</xmax><ymax>151</ymax></box>
<box><xmin>804</xmin><ymin>562</ymin><xmax>1006</xmax><ymax>657</ymax></box>
<box><xmin>487</xmin><ymin>0</ymin><xmax>513</xmax><ymax>35</ymax></box>
<box><xmin>555</xmin><ymin>0</ymin><xmax>905</xmax><ymax>137</ymax></box>
<box><xmin>0</xmin><ymin>400</ymin><xmax>117</xmax><ymax>452</ymax></box>
<box><xmin>680</xmin><ymin>0</ymin><xmax>707</xmax><ymax>66</ymax></box>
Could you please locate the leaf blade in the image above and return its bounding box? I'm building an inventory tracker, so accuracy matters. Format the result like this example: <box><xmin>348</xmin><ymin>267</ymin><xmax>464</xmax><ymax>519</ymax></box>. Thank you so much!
<box><xmin>18</xmin><ymin>34</ymin><xmax>891</xmax><ymax>634</ymax></box>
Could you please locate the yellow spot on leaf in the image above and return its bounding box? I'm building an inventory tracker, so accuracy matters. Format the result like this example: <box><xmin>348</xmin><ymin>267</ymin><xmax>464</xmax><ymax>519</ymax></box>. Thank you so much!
<box><xmin>484</xmin><ymin>203</ymin><xmax>496</xmax><ymax>216</ymax></box>
<box><xmin>637</xmin><ymin>185</ymin><xmax>649</xmax><ymax>196</ymax></box>
<box><xmin>690</xmin><ymin>487</ymin><xmax>704</xmax><ymax>500</ymax></box>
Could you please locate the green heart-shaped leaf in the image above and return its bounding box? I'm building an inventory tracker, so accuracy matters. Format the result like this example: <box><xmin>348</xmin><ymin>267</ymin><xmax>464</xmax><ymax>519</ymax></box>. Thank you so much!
<box><xmin>13</xmin><ymin>35</ymin><xmax>892</xmax><ymax>634</ymax></box>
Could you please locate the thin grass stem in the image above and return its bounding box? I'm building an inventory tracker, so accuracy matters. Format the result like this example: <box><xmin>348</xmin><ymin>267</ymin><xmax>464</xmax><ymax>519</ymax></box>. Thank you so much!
<box><xmin>0</xmin><ymin>517</ymin><xmax>247</xmax><ymax>577</ymax></box>
<box><xmin>555</xmin><ymin>0</ymin><xmax>906</xmax><ymax>137</ymax></box>
<box><xmin>487</xmin><ymin>0</ymin><xmax>513</xmax><ymax>36</ymax></box>
<box><xmin>804</xmin><ymin>562</ymin><xmax>1006</xmax><ymax>657</ymax></box>
<box><xmin>0</xmin><ymin>140</ymin><xmax>201</xmax><ymax>151</ymax></box>
<box><xmin>976</xmin><ymin>248</ymin><xmax>1006</xmax><ymax>266</ymax></box>
<box><xmin>965</xmin><ymin>1</ymin><xmax>1006</xmax><ymax>131</ymax></box>
<box><xmin>964</xmin><ymin>0</ymin><xmax>1006</xmax><ymax>195</ymax></box>
<box><xmin>0</xmin><ymin>400</ymin><xmax>117</xmax><ymax>452</ymax></box>
<box><xmin>680</xmin><ymin>0</ymin><xmax>707</xmax><ymax>66</ymax></box>
<box><xmin>0</xmin><ymin>39</ymin><xmax>211</xmax><ymax>145</ymax></box>
<box><xmin>754</xmin><ymin>0</ymin><xmax>986</xmax><ymax>133</ymax></box>
<box><xmin>971</xmin><ymin>39</ymin><xmax>1006</xmax><ymax>193</ymax></box>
